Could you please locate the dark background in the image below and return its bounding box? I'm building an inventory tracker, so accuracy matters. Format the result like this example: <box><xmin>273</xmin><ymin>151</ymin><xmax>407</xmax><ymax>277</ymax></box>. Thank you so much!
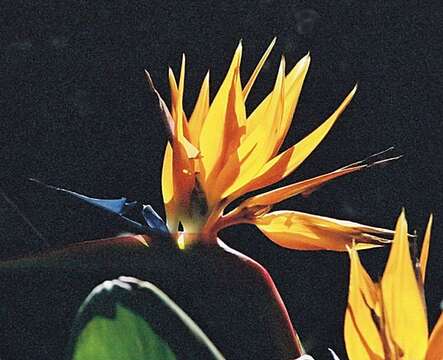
<box><xmin>1</xmin><ymin>1</ymin><xmax>442</xmax><ymax>358</ymax></box>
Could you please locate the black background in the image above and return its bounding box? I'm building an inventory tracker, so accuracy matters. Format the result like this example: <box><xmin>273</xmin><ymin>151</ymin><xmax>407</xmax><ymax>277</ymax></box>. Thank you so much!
<box><xmin>1</xmin><ymin>1</ymin><xmax>442</xmax><ymax>358</ymax></box>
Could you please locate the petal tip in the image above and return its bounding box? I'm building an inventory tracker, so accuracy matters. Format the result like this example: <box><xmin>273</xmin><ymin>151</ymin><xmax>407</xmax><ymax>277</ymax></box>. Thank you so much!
<box><xmin>351</xmin><ymin>83</ymin><xmax>358</xmax><ymax>94</ymax></box>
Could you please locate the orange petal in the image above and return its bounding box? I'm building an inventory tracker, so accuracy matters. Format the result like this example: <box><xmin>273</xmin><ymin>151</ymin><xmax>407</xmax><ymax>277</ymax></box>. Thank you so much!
<box><xmin>161</xmin><ymin>143</ymin><xmax>179</xmax><ymax>232</ymax></box>
<box><xmin>242</xmin><ymin>37</ymin><xmax>276</xmax><ymax>101</ymax></box>
<box><xmin>189</xmin><ymin>71</ymin><xmax>210</xmax><ymax>146</ymax></box>
<box><xmin>241</xmin><ymin>165</ymin><xmax>363</xmax><ymax>208</ymax></box>
<box><xmin>426</xmin><ymin>311</ymin><xmax>443</xmax><ymax>360</ymax></box>
<box><xmin>253</xmin><ymin>211</ymin><xmax>392</xmax><ymax>251</ymax></box>
<box><xmin>199</xmin><ymin>42</ymin><xmax>243</xmax><ymax>182</ymax></box>
<box><xmin>202</xmin><ymin>46</ymin><xmax>247</xmax><ymax>205</ymax></box>
<box><xmin>172</xmin><ymin>139</ymin><xmax>195</xmax><ymax>210</ymax></box>
<box><xmin>344</xmin><ymin>246</ymin><xmax>384</xmax><ymax>360</ymax></box>
<box><xmin>232</xmin><ymin>85</ymin><xmax>357</xmax><ymax>200</ymax></box>
<box><xmin>350</xmin><ymin>246</ymin><xmax>381</xmax><ymax>313</ymax></box>
<box><xmin>419</xmin><ymin>214</ymin><xmax>433</xmax><ymax>283</ymax></box>
<box><xmin>168</xmin><ymin>67</ymin><xmax>179</xmax><ymax>120</ymax></box>
<box><xmin>218</xmin><ymin>57</ymin><xmax>286</xmax><ymax>200</ymax></box>
<box><xmin>238</xmin><ymin>148</ymin><xmax>401</xmax><ymax>209</ymax></box>
<box><xmin>245</xmin><ymin>53</ymin><xmax>310</xmax><ymax>139</ymax></box>
<box><xmin>207</xmin><ymin>79</ymin><xmax>246</xmax><ymax>204</ymax></box>
<box><xmin>168</xmin><ymin>57</ymin><xmax>197</xmax><ymax>218</ymax></box>
<box><xmin>175</xmin><ymin>54</ymin><xmax>186</xmax><ymax>140</ymax></box>
<box><xmin>175</xmin><ymin>56</ymin><xmax>200</xmax><ymax>156</ymax></box>
<box><xmin>380</xmin><ymin>211</ymin><xmax>428</xmax><ymax>359</ymax></box>
<box><xmin>272</xmin><ymin>53</ymin><xmax>311</xmax><ymax>156</ymax></box>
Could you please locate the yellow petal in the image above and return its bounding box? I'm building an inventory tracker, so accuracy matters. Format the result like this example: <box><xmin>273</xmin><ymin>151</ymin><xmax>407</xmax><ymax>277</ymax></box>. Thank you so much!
<box><xmin>168</xmin><ymin>67</ymin><xmax>179</xmax><ymax>120</ymax></box>
<box><xmin>245</xmin><ymin>53</ymin><xmax>310</xmax><ymax>139</ymax></box>
<box><xmin>199</xmin><ymin>42</ymin><xmax>243</xmax><ymax>182</ymax></box>
<box><xmin>419</xmin><ymin>214</ymin><xmax>433</xmax><ymax>283</ymax></box>
<box><xmin>169</xmin><ymin>65</ymin><xmax>192</xmax><ymax>142</ymax></box>
<box><xmin>172</xmin><ymin>140</ymin><xmax>195</xmax><ymax>210</ymax></box>
<box><xmin>254</xmin><ymin>211</ymin><xmax>392</xmax><ymax>251</ymax></box>
<box><xmin>175</xmin><ymin>54</ymin><xmax>186</xmax><ymax>140</ymax></box>
<box><xmin>168</xmin><ymin>57</ymin><xmax>198</xmax><ymax>217</ymax></box>
<box><xmin>237</xmin><ymin>149</ymin><xmax>401</xmax><ymax>209</ymax></box>
<box><xmin>344</xmin><ymin>246</ymin><xmax>384</xmax><ymax>360</ymax></box>
<box><xmin>240</xmin><ymin>165</ymin><xmax>364</xmax><ymax>208</ymax></box>
<box><xmin>161</xmin><ymin>143</ymin><xmax>177</xmax><ymax>231</ymax></box>
<box><xmin>147</xmin><ymin>71</ymin><xmax>185</xmax><ymax>232</ymax></box>
<box><xmin>242</xmin><ymin>37</ymin><xmax>276</xmax><ymax>101</ymax></box>
<box><xmin>172</xmin><ymin>55</ymin><xmax>200</xmax><ymax>159</ymax></box>
<box><xmin>216</xmin><ymin>54</ymin><xmax>310</xmax><ymax>201</ymax></box>
<box><xmin>205</xmin><ymin>64</ymin><xmax>247</xmax><ymax>205</ymax></box>
<box><xmin>426</xmin><ymin>311</ymin><xmax>443</xmax><ymax>360</ymax></box>
<box><xmin>147</xmin><ymin>69</ymin><xmax>198</xmax><ymax>160</ymax></box>
<box><xmin>350</xmin><ymin>246</ymin><xmax>381</xmax><ymax>313</ymax></box>
<box><xmin>217</xmin><ymin>57</ymin><xmax>286</xmax><ymax>200</ymax></box>
<box><xmin>272</xmin><ymin>53</ymin><xmax>311</xmax><ymax>156</ymax></box>
<box><xmin>189</xmin><ymin>71</ymin><xmax>210</xmax><ymax>146</ymax></box>
<box><xmin>380</xmin><ymin>211</ymin><xmax>428</xmax><ymax>359</ymax></box>
<box><xmin>231</xmin><ymin>85</ymin><xmax>357</xmax><ymax>200</ymax></box>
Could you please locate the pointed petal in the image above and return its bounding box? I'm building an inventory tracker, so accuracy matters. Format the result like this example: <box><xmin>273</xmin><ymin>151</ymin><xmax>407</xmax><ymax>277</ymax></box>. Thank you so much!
<box><xmin>419</xmin><ymin>214</ymin><xmax>433</xmax><ymax>283</ymax></box>
<box><xmin>241</xmin><ymin>165</ymin><xmax>364</xmax><ymax>208</ymax></box>
<box><xmin>168</xmin><ymin>67</ymin><xmax>179</xmax><ymax>119</ymax></box>
<box><xmin>169</xmin><ymin>56</ymin><xmax>200</xmax><ymax>221</ymax></box>
<box><xmin>189</xmin><ymin>71</ymin><xmax>210</xmax><ymax>146</ymax></box>
<box><xmin>272</xmin><ymin>53</ymin><xmax>311</xmax><ymax>156</ymax></box>
<box><xmin>426</xmin><ymin>312</ymin><xmax>443</xmax><ymax>360</ymax></box>
<box><xmin>142</xmin><ymin>205</ymin><xmax>170</xmax><ymax>238</ymax></box>
<box><xmin>232</xmin><ymin>85</ymin><xmax>357</xmax><ymax>200</ymax></box>
<box><xmin>164</xmin><ymin>127</ymin><xmax>196</xmax><ymax>228</ymax></box>
<box><xmin>175</xmin><ymin>61</ymin><xmax>192</xmax><ymax>144</ymax></box>
<box><xmin>253</xmin><ymin>211</ymin><xmax>392</xmax><ymax>251</ymax></box>
<box><xmin>162</xmin><ymin>145</ymin><xmax>196</xmax><ymax>226</ymax></box>
<box><xmin>145</xmin><ymin>71</ymin><xmax>175</xmax><ymax>140</ymax></box>
<box><xmin>171</xmin><ymin>139</ymin><xmax>195</xmax><ymax>213</ymax></box>
<box><xmin>162</xmin><ymin>143</ymin><xmax>174</xmax><ymax>205</ymax></box>
<box><xmin>350</xmin><ymin>246</ymin><xmax>381</xmax><ymax>313</ymax></box>
<box><xmin>175</xmin><ymin>54</ymin><xmax>186</xmax><ymax>140</ymax></box>
<box><xmin>30</xmin><ymin>180</ymin><xmax>134</xmax><ymax>215</ymax></box>
<box><xmin>245</xmin><ymin>53</ymin><xmax>310</xmax><ymax>141</ymax></box>
<box><xmin>328</xmin><ymin>348</ymin><xmax>342</xmax><ymax>360</ymax></box>
<box><xmin>242</xmin><ymin>37</ymin><xmax>276</xmax><ymax>101</ymax></box>
<box><xmin>199</xmin><ymin>42</ymin><xmax>243</xmax><ymax>182</ymax></box>
<box><xmin>148</xmin><ymin>71</ymin><xmax>190</xmax><ymax>232</ymax></box>
<box><xmin>238</xmin><ymin>148</ymin><xmax>402</xmax><ymax>209</ymax></box>
<box><xmin>146</xmin><ymin>70</ymin><xmax>198</xmax><ymax>162</ymax></box>
<box><xmin>161</xmin><ymin>143</ymin><xmax>178</xmax><ymax>231</ymax></box>
<box><xmin>344</xmin><ymin>246</ymin><xmax>384</xmax><ymax>360</ymax></box>
<box><xmin>206</xmin><ymin>62</ymin><xmax>247</xmax><ymax>205</ymax></box>
<box><xmin>174</xmin><ymin>56</ymin><xmax>199</xmax><ymax>159</ymax></box>
<box><xmin>380</xmin><ymin>211</ymin><xmax>428</xmax><ymax>360</ymax></box>
<box><xmin>147</xmin><ymin>71</ymin><xmax>197</xmax><ymax>230</ymax></box>
<box><xmin>218</xmin><ymin>57</ymin><xmax>286</xmax><ymax>200</ymax></box>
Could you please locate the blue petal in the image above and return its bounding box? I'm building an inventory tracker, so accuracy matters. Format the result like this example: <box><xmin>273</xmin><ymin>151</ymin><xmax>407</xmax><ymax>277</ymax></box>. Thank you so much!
<box><xmin>63</xmin><ymin>191</ymin><xmax>132</xmax><ymax>215</ymax></box>
<box><xmin>29</xmin><ymin>179</ymin><xmax>171</xmax><ymax>239</ymax></box>
<box><xmin>142</xmin><ymin>205</ymin><xmax>170</xmax><ymax>237</ymax></box>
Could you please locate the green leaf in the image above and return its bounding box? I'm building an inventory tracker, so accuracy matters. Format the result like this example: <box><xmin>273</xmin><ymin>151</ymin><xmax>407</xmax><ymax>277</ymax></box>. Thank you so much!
<box><xmin>67</xmin><ymin>277</ymin><xmax>225</xmax><ymax>360</ymax></box>
<box><xmin>72</xmin><ymin>304</ymin><xmax>177</xmax><ymax>360</ymax></box>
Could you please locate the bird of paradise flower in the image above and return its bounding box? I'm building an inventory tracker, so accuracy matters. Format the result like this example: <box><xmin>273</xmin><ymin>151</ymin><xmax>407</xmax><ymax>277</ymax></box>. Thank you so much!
<box><xmin>145</xmin><ymin>38</ymin><xmax>399</xmax><ymax>250</ymax></box>
<box><xmin>345</xmin><ymin>211</ymin><xmax>442</xmax><ymax>360</ymax></box>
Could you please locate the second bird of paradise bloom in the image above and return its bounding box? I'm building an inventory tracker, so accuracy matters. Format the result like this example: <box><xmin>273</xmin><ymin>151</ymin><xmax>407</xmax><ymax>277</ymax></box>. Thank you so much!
<box><xmin>345</xmin><ymin>211</ymin><xmax>442</xmax><ymax>360</ymax></box>
<box><xmin>146</xmin><ymin>38</ymin><xmax>400</xmax><ymax>250</ymax></box>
